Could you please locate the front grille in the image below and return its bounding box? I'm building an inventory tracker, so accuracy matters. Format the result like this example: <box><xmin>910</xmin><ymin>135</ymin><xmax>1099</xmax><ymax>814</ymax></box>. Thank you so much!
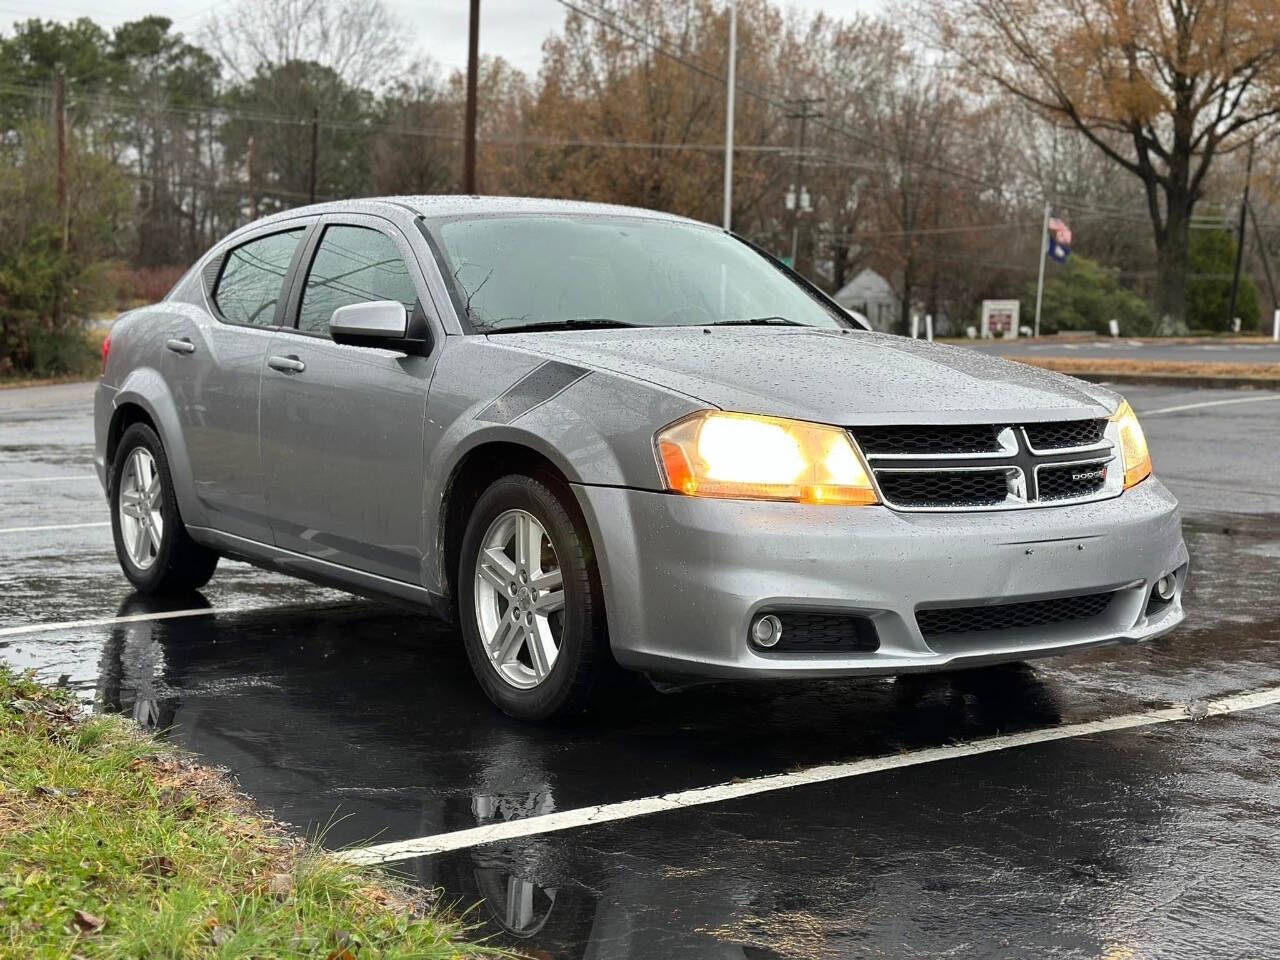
<box><xmin>876</xmin><ymin>470</ymin><xmax>1009</xmax><ymax>508</ymax></box>
<box><xmin>1023</xmin><ymin>419</ymin><xmax>1106</xmax><ymax>450</ymax></box>
<box><xmin>917</xmin><ymin>592</ymin><xmax>1114</xmax><ymax>638</ymax></box>
<box><xmin>767</xmin><ymin>613</ymin><xmax>880</xmax><ymax>653</ymax></box>
<box><xmin>852</xmin><ymin>424</ymin><xmax>1002</xmax><ymax>456</ymax></box>
<box><xmin>1038</xmin><ymin>462</ymin><xmax>1109</xmax><ymax>501</ymax></box>
<box><xmin>852</xmin><ymin>418</ymin><xmax>1116</xmax><ymax>511</ymax></box>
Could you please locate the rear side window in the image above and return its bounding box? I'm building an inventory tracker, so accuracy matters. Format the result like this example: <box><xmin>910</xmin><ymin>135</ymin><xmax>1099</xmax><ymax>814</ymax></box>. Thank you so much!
<box><xmin>212</xmin><ymin>229</ymin><xmax>305</xmax><ymax>327</ymax></box>
<box><xmin>296</xmin><ymin>225</ymin><xmax>417</xmax><ymax>335</ymax></box>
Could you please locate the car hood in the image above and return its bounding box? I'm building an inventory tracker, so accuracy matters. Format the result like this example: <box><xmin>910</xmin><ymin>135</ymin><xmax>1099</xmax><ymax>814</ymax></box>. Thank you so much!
<box><xmin>495</xmin><ymin>327</ymin><xmax>1119</xmax><ymax>424</ymax></box>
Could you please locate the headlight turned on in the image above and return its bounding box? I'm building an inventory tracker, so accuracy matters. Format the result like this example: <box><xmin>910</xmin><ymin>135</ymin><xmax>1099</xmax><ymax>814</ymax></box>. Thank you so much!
<box><xmin>656</xmin><ymin>411</ymin><xmax>879</xmax><ymax>506</ymax></box>
<box><xmin>1111</xmin><ymin>399</ymin><xmax>1152</xmax><ymax>489</ymax></box>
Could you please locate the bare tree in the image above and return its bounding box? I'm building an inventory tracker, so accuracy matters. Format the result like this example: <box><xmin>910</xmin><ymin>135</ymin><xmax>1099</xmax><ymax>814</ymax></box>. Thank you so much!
<box><xmin>922</xmin><ymin>0</ymin><xmax>1280</xmax><ymax>329</ymax></box>
<box><xmin>202</xmin><ymin>0</ymin><xmax>405</xmax><ymax>90</ymax></box>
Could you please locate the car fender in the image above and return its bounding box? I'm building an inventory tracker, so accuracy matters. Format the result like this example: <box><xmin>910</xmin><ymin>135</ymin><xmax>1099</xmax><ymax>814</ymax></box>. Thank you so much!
<box><xmin>111</xmin><ymin>366</ymin><xmax>209</xmax><ymax>529</ymax></box>
<box><xmin>421</xmin><ymin>360</ymin><xmax>704</xmax><ymax>597</ymax></box>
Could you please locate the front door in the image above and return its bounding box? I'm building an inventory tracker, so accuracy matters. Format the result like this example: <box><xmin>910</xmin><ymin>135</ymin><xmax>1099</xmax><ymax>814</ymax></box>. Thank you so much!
<box><xmin>259</xmin><ymin>219</ymin><xmax>437</xmax><ymax>582</ymax></box>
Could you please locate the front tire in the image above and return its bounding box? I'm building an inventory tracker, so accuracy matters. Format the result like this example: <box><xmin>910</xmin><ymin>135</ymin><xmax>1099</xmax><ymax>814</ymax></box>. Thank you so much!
<box><xmin>458</xmin><ymin>474</ymin><xmax>608</xmax><ymax>720</ymax></box>
<box><xmin>110</xmin><ymin>423</ymin><xmax>219</xmax><ymax>595</ymax></box>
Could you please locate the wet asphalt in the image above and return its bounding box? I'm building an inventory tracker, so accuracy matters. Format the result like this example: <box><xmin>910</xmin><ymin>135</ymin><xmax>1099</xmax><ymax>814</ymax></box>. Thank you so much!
<box><xmin>3</xmin><ymin>380</ymin><xmax>1280</xmax><ymax>958</ymax></box>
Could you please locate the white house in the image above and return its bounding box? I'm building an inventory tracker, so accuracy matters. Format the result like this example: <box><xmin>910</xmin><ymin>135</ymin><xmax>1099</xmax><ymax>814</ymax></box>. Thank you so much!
<box><xmin>834</xmin><ymin>268</ymin><xmax>900</xmax><ymax>332</ymax></box>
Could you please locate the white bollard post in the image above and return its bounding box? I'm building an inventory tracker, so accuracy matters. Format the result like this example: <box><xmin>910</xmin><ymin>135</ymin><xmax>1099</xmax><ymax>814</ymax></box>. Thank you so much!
<box><xmin>1274</xmin><ymin>308</ymin><xmax>1279</xmax><ymax>342</ymax></box>
<box><xmin>910</xmin><ymin>313</ymin><xmax>920</xmax><ymax>339</ymax></box>
<box><xmin>925</xmin><ymin>314</ymin><xmax>934</xmax><ymax>341</ymax></box>
<box><xmin>1109</xmin><ymin>319</ymin><xmax>1120</xmax><ymax>338</ymax></box>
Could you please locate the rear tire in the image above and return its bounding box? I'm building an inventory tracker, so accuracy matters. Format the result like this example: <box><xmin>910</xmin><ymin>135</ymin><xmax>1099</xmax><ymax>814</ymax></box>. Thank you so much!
<box><xmin>110</xmin><ymin>423</ymin><xmax>218</xmax><ymax>595</ymax></box>
<box><xmin>458</xmin><ymin>474</ymin><xmax>608</xmax><ymax>720</ymax></box>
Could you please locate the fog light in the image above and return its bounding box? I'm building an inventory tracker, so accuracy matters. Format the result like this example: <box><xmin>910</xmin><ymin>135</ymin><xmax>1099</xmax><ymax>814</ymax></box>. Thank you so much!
<box><xmin>751</xmin><ymin>614</ymin><xmax>783</xmax><ymax>648</ymax></box>
<box><xmin>1154</xmin><ymin>574</ymin><xmax>1177</xmax><ymax>602</ymax></box>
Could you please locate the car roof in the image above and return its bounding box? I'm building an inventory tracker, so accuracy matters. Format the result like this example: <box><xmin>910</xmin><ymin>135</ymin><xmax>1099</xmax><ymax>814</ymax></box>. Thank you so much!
<box><xmin>247</xmin><ymin>195</ymin><xmax>706</xmax><ymax>229</ymax></box>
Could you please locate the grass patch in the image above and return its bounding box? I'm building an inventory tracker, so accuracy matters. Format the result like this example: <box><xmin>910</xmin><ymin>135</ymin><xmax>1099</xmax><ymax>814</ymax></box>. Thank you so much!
<box><xmin>0</xmin><ymin>667</ymin><xmax>501</xmax><ymax>959</ymax></box>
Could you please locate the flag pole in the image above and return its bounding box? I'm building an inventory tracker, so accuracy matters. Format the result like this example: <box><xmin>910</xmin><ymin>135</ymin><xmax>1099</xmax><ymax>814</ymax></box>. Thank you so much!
<box><xmin>1033</xmin><ymin>199</ymin><xmax>1050</xmax><ymax>338</ymax></box>
<box><xmin>722</xmin><ymin>0</ymin><xmax>737</xmax><ymax>230</ymax></box>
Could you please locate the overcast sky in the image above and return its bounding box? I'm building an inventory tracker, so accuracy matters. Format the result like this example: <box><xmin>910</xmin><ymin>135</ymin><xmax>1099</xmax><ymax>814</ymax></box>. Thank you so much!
<box><xmin>0</xmin><ymin>0</ymin><xmax>889</xmax><ymax>76</ymax></box>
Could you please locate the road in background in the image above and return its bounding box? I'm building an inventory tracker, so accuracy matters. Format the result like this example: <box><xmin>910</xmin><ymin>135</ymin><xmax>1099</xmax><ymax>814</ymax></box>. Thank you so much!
<box><xmin>3</xmin><ymin>380</ymin><xmax>1280</xmax><ymax>958</ymax></box>
<box><xmin>967</xmin><ymin>337</ymin><xmax>1280</xmax><ymax>365</ymax></box>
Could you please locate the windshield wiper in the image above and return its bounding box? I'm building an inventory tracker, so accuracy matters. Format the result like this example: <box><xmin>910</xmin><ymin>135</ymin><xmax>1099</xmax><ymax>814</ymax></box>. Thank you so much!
<box><xmin>483</xmin><ymin>318</ymin><xmax>642</xmax><ymax>334</ymax></box>
<box><xmin>707</xmin><ymin>316</ymin><xmax>806</xmax><ymax>327</ymax></box>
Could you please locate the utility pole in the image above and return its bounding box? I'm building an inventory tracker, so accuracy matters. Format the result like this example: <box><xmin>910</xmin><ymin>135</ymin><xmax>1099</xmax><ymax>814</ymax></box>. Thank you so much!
<box><xmin>54</xmin><ymin>64</ymin><xmax>67</xmax><ymax>252</ymax></box>
<box><xmin>1246</xmin><ymin>200</ymin><xmax>1277</xmax><ymax>325</ymax></box>
<box><xmin>308</xmin><ymin>108</ymin><xmax>319</xmax><ymax>204</ymax></box>
<box><xmin>721</xmin><ymin>0</ymin><xmax>736</xmax><ymax>230</ymax></box>
<box><xmin>463</xmin><ymin>0</ymin><xmax>480</xmax><ymax>194</ymax></box>
<box><xmin>247</xmin><ymin>134</ymin><xmax>257</xmax><ymax>222</ymax></box>
<box><xmin>785</xmin><ymin>97</ymin><xmax>823</xmax><ymax>271</ymax></box>
<box><xmin>1033</xmin><ymin>199</ymin><xmax>1051</xmax><ymax>338</ymax></box>
<box><xmin>1228</xmin><ymin>138</ymin><xmax>1256</xmax><ymax>328</ymax></box>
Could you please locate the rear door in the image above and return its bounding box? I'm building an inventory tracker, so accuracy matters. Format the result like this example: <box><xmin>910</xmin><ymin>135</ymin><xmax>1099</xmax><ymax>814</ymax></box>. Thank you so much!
<box><xmin>170</xmin><ymin>222</ymin><xmax>312</xmax><ymax>542</ymax></box>
<box><xmin>259</xmin><ymin>214</ymin><xmax>441</xmax><ymax>581</ymax></box>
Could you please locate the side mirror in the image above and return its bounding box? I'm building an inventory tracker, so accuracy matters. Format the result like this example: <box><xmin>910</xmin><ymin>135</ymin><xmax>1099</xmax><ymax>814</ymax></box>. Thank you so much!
<box><xmin>330</xmin><ymin>300</ymin><xmax>409</xmax><ymax>349</ymax></box>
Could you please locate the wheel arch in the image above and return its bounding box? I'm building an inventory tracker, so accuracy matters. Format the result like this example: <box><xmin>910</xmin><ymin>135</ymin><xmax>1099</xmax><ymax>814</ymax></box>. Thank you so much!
<box><xmin>436</xmin><ymin>437</ymin><xmax>588</xmax><ymax>616</ymax></box>
<box><xmin>109</xmin><ymin>369</ymin><xmax>208</xmax><ymax>528</ymax></box>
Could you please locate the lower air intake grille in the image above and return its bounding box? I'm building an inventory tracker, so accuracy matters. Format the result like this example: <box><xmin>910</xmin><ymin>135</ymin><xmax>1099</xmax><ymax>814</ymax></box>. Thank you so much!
<box><xmin>876</xmin><ymin>470</ymin><xmax>1009</xmax><ymax>508</ymax></box>
<box><xmin>917</xmin><ymin>592</ymin><xmax>1114</xmax><ymax>638</ymax></box>
<box><xmin>769</xmin><ymin>613</ymin><xmax>880</xmax><ymax>653</ymax></box>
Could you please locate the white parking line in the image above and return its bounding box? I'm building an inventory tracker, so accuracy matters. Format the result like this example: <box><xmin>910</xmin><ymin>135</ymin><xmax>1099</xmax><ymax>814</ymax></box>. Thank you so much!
<box><xmin>1142</xmin><ymin>394</ymin><xmax>1280</xmax><ymax>416</ymax></box>
<box><xmin>0</xmin><ymin>606</ymin><xmax>223</xmax><ymax>638</ymax></box>
<box><xmin>0</xmin><ymin>600</ymin><xmax>335</xmax><ymax>638</ymax></box>
<box><xmin>0</xmin><ymin>475</ymin><xmax>97</xmax><ymax>485</ymax></box>
<box><xmin>0</xmin><ymin>521</ymin><xmax>109</xmax><ymax>535</ymax></box>
<box><xmin>0</xmin><ymin>476</ymin><xmax>97</xmax><ymax>488</ymax></box>
<box><xmin>336</xmin><ymin>685</ymin><xmax>1280</xmax><ymax>866</ymax></box>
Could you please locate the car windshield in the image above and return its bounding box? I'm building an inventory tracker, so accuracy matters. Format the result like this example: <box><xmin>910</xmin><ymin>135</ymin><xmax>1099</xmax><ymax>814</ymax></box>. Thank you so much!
<box><xmin>420</xmin><ymin>214</ymin><xmax>853</xmax><ymax>333</ymax></box>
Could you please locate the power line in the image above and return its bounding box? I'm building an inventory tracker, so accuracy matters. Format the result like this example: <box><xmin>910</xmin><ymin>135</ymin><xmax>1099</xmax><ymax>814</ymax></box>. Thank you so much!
<box><xmin>0</xmin><ymin>80</ymin><xmax>799</xmax><ymax>154</ymax></box>
<box><xmin>550</xmin><ymin>0</ymin><xmax>1006</xmax><ymax>192</ymax></box>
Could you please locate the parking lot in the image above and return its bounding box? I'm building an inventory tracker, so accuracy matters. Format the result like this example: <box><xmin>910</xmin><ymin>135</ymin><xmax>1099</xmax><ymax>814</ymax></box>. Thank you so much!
<box><xmin>3</xmin><ymin>379</ymin><xmax>1280</xmax><ymax>958</ymax></box>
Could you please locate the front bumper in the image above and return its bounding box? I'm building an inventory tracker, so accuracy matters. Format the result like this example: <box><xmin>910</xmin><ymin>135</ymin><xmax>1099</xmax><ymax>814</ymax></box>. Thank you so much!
<box><xmin>575</xmin><ymin>479</ymin><xmax>1187</xmax><ymax>679</ymax></box>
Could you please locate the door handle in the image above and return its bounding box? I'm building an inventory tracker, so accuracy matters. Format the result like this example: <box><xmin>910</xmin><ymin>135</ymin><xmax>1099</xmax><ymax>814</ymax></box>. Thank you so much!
<box><xmin>267</xmin><ymin>355</ymin><xmax>306</xmax><ymax>374</ymax></box>
<box><xmin>165</xmin><ymin>338</ymin><xmax>195</xmax><ymax>355</ymax></box>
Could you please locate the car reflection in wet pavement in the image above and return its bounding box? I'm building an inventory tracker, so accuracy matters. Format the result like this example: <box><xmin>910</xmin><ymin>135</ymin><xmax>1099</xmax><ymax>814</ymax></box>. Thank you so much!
<box><xmin>5</xmin><ymin>382</ymin><xmax>1280</xmax><ymax>958</ymax></box>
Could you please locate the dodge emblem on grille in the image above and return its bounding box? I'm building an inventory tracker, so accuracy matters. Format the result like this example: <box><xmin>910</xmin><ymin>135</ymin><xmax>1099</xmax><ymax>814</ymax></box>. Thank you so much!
<box><xmin>1072</xmin><ymin>466</ymin><xmax>1107</xmax><ymax>483</ymax></box>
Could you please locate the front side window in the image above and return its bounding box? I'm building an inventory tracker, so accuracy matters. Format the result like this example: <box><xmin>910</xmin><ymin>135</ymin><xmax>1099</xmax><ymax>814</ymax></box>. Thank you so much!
<box><xmin>420</xmin><ymin>214</ymin><xmax>851</xmax><ymax>333</ymax></box>
<box><xmin>212</xmin><ymin>229</ymin><xmax>305</xmax><ymax>327</ymax></box>
<box><xmin>296</xmin><ymin>225</ymin><xmax>418</xmax><ymax>335</ymax></box>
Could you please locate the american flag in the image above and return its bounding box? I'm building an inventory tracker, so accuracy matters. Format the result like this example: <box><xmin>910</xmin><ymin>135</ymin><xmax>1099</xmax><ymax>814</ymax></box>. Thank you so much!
<box><xmin>1047</xmin><ymin>216</ymin><xmax>1072</xmax><ymax>263</ymax></box>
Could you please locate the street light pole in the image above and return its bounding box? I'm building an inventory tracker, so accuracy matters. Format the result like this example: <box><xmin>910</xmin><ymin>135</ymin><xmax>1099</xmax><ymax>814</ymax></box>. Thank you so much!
<box><xmin>722</xmin><ymin>0</ymin><xmax>736</xmax><ymax>230</ymax></box>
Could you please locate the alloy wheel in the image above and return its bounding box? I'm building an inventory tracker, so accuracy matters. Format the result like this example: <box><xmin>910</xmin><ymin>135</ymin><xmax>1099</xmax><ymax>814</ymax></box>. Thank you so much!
<box><xmin>118</xmin><ymin>447</ymin><xmax>164</xmax><ymax>570</ymax></box>
<box><xmin>473</xmin><ymin>508</ymin><xmax>566</xmax><ymax>689</ymax></box>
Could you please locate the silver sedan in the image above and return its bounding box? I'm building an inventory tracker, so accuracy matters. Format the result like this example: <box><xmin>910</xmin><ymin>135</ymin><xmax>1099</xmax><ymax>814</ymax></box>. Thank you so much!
<box><xmin>94</xmin><ymin>197</ymin><xmax>1187</xmax><ymax>719</ymax></box>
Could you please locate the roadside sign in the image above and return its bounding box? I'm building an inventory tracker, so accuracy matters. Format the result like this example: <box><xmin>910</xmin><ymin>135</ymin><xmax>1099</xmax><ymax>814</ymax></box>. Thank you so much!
<box><xmin>981</xmin><ymin>300</ymin><xmax>1020</xmax><ymax>339</ymax></box>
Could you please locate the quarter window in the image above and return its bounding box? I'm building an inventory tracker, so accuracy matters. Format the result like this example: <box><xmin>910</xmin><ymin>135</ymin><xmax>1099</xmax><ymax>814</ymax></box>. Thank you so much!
<box><xmin>297</xmin><ymin>225</ymin><xmax>418</xmax><ymax>335</ymax></box>
<box><xmin>212</xmin><ymin>229</ymin><xmax>305</xmax><ymax>327</ymax></box>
